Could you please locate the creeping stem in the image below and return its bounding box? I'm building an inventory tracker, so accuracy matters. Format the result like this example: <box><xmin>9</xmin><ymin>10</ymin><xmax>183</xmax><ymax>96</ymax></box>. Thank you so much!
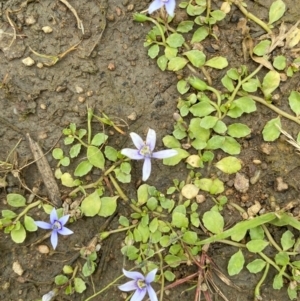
<box><xmin>254</xmin><ymin>263</ymin><xmax>270</xmax><ymax>300</ymax></box>
<box><xmin>14</xmin><ymin>200</ymin><xmax>41</xmax><ymax>223</ymax></box>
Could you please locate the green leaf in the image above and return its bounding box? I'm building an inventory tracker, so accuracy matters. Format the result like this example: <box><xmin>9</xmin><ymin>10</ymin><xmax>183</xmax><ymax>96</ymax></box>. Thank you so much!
<box><xmin>187</xmin><ymin>3</ymin><xmax>206</xmax><ymax>16</ymax></box>
<box><xmin>7</xmin><ymin>194</ymin><xmax>26</xmax><ymax>208</ymax></box>
<box><xmin>227</xmin><ymin>249</ymin><xmax>245</xmax><ymax>276</ymax></box>
<box><xmin>114</xmin><ymin>169</ymin><xmax>131</xmax><ymax>183</ymax></box>
<box><xmin>227</xmin><ymin>68</ymin><xmax>240</xmax><ymax>80</ymax></box>
<box><xmin>63</xmin><ymin>265</ymin><xmax>74</xmax><ymax>274</ymax></box>
<box><xmin>167</xmin><ymin>57</ymin><xmax>188</xmax><ymax>71</ymax></box>
<box><xmin>165</xmin><ymin>46</ymin><xmax>178</xmax><ymax>59</ymax></box>
<box><xmin>163</xmin><ymin>148</ymin><xmax>189</xmax><ymax>165</ymax></box>
<box><xmin>137</xmin><ymin>184</ymin><xmax>149</xmax><ymax>206</ymax></box>
<box><xmin>55</xmin><ymin>274</ymin><xmax>69</xmax><ymax>285</ymax></box>
<box><xmin>148</xmin><ymin>44</ymin><xmax>160</xmax><ymax>59</ymax></box>
<box><xmin>64</xmin><ymin>136</ymin><xmax>74</xmax><ymax>145</ymax></box>
<box><xmin>246</xmin><ymin>240</ymin><xmax>269</xmax><ymax>252</ymax></box>
<box><xmin>177</xmin><ymin>79</ymin><xmax>190</xmax><ymax>95</ymax></box>
<box><xmin>287</xmin><ymin>285</ymin><xmax>297</xmax><ymax>300</ymax></box>
<box><xmin>177</xmin><ymin>21</ymin><xmax>194</xmax><ymax>33</ymax></box>
<box><xmin>69</xmin><ymin>144</ymin><xmax>81</xmax><ymax>158</ymax></box>
<box><xmin>191</xmin><ymin>26</ymin><xmax>209</xmax><ymax>43</ymax></box>
<box><xmin>275</xmin><ymin>251</ymin><xmax>290</xmax><ymax>266</ymax></box>
<box><xmin>78</xmin><ymin>129</ymin><xmax>87</xmax><ymax>139</ymax></box>
<box><xmin>242</xmin><ymin>78</ymin><xmax>259</xmax><ymax>93</ymax></box>
<box><xmin>91</xmin><ymin>133</ymin><xmax>108</xmax><ymax>147</ymax></box>
<box><xmin>200</xmin><ymin>116</ymin><xmax>218</xmax><ymax>129</ymax></box>
<box><xmin>164</xmin><ymin>270</ymin><xmax>176</xmax><ymax>281</ymax></box>
<box><xmin>210</xmin><ymin>10</ymin><xmax>226</xmax><ymax>21</ymax></box>
<box><xmin>164</xmin><ymin>254</ymin><xmax>182</xmax><ymax>267</ymax></box>
<box><xmin>268</xmin><ymin>0</ymin><xmax>286</xmax><ymax>24</ymax></box>
<box><xmin>87</xmin><ymin>146</ymin><xmax>105</xmax><ymax>169</ymax></box>
<box><xmin>52</xmin><ymin>148</ymin><xmax>64</xmax><ymax>159</ymax></box>
<box><xmin>281</xmin><ymin>230</ymin><xmax>295</xmax><ymax>251</ymax></box>
<box><xmin>221</xmin><ymin>136</ymin><xmax>241</xmax><ymax>155</ymax></box>
<box><xmin>205</xmin><ymin>57</ymin><xmax>228</xmax><ymax>69</ymax></box>
<box><xmin>121</xmin><ymin>245</ymin><xmax>139</xmax><ymax>260</ymax></box>
<box><xmin>206</xmin><ymin>135</ymin><xmax>225</xmax><ymax>150</ymax></box>
<box><xmin>253</xmin><ymin>40</ymin><xmax>271</xmax><ymax>56</ymax></box>
<box><xmin>213</xmin><ymin>120</ymin><xmax>227</xmax><ymax>134</ymax></box>
<box><xmin>288</xmin><ymin>91</ymin><xmax>300</xmax><ymax>116</ymax></box>
<box><xmin>74</xmin><ymin>278</ymin><xmax>86</xmax><ymax>293</ymax></box>
<box><xmin>273</xmin><ymin>55</ymin><xmax>286</xmax><ymax>70</ymax></box>
<box><xmin>24</xmin><ymin>215</ymin><xmax>37</xmax><ymax>232</ymax></box>
<box><xmin>262</xmin><ymin>117</ymin><xmax>281</xmax><ymax>141</ymax></box>
<box><xmin>74</xmin><ymin>160</ymin><xmax>93</xmax><ymax>177</ymax></box>
<box><xmin>215</xmin><ymin>156</ymin><xmax>242</xmax><ymax>174</ymax></box>
<box><xmin>227</xmin><ymin>123</ymin><xmax>251</xmax><ymax>138</ymax></box>
<box><xmin>2</xmin><ymin>210</ymin><xmax>17</xmax><ymax>219</ymax></box>
<box><xmin>227</xmin><ymin>96</ymin><xmax>256</xmax><ymax>118</ymax></box>
<box><xmin>261</xmin><ymin>70</ymin><xmax>280</xmax><ymax>99</ymax></box>
<box><xmin>221</xmin><ymin>74</ymin><xmax>234</xmax><ymax>92</ymax></box>
<box><xmin>104</xmin><ymin>146</ymin><xmax>118</xmax><ymax>161</ymax></box>
<box><xmin>190</xmin><ymin>101</ymin><xmax>216</xmax><ymax>117</ymax></box>
<box><xmin>61</xmin><ymin>172</ymin><xmax>80</xmax><ymax>187</ymax></box>
<box><xmin>98</xmin><ymin>196</ymin><xmax>118</xmax><ymax>217</ymax></box>
<box><xmin>119</xmin><ymin>216</ymin><xmax>129</xmax><ymax>227</ymax></box>
<box><xmin>60</xmin><ymin>157</ymin><xmax>70</xmax><ymax>167</ymax></box>
<box><xmin>172</xmin><ymin>212</ymin><xmax>189</xmax><ymax>228</ymax></box>
<box><xmin>157</xmin><ymin>55</ymin><xmax>168</xmax><ymax>71</ymax></box>
<box><xmin>162</xmin><ymin>135</ymin><xmax>181</xmax><ymax>148</ymax></box>
<box><xmin>11</xmin><ymin>222</ymin><xmax>26</xmax><ymax>243</ymax></box>
<box><xmin>246</xmin><ymin>259</ymin><xmax>266</xmax><ymax>273</ymax></box>
<box><xmin>166</xmin><ymin>33</ymin><xmax>185</xmax><ymax>48</ymax></box>
<box><xmin>182</xmin><ymin>231</ymin><xmax>198</xmax><ymax>245</ymax></box>
<box><xmin>273</xmin><ymin>273</ymin><xmax>283</xmax><ymax>289</ymax></box>
<box><xmin>249</xmin><ymin>226</ymin><xmax>265</xmax><ymax>240</ymax></box>
<box><xmin>203</xmin><ymin>210</ymin><xmax>224</xmax><ymax>234</ymax></box>
<box><xmin>81</xmin><ymin>191</ymin><xmax>101</xmax><ymax>217</ymax></box>
<box><xmin>184</xmin><ymin>50</ymin><xmax>206</xmax><ymax>68</ymax></box>
<box><xmin>147</xmin><ymin>197</ymin><xmax>158</xmax><ymax>211</ymax></box>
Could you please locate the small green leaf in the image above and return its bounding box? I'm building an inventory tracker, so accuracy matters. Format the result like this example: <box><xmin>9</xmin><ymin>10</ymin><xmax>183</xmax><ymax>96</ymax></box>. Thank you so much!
<box><xmin>74</xmin><ymin>278</ymin><xmax>86</xmax><ymax>293</ymax></box>
<box><xmin>215</xmin><ymin>156</ymin><xmax>242</xmax><ymax>174</ymax></box>
<box><xmin>61</xmin><ymin>173</ymin><xmax>80</xmax><ymax>187</ymax></box>
<box><xmin>261</xmin><ymin>70</ymin><xmax>280</xmax><ymax>99</ymax></box>
<box><xmin>288</xmin><ymin>91</ymin><xmax>300</xmax><ymax>116</ymax></box>
<box><xmin>87</xmin><ymin>146</ymin><xmax>105</xmax><ymax>169</ymax></box>
<box><xmin>275</xmin><ymin>251</ymin><xmax>290</xmax><ymax>266</ymax></box>
<box><xmin>91</xmin><ymin>133</ymin><xmax>108</xmax><ymax>147</ymax></box>
<box><xmin>221</xmin><ymin>136</ymin><xmax>241</xmax><ymax>155</ymax></box>
<box><xmin>24</xmin><ymin>215</ymin><xmax>37</xmax><ymax>232</ymax></box>
<box><xmin>137</xmin><ymin>184</ymin><xmax>149</xmax><ymax>206</ymax></box>
<box><xmin>273</xmin><ymin>273</ymin><xmax>283</xmax><ymax>289</ymax></box>
<box><xmin>262</xmin><ymin>117</ymin><xmax>281</xmax><ymax>141</ymax></box>
<box><xmin>52</xmin><ymin>148</ymin><xmax>64</xmax><ymax>159</ymax></box>
<box><xmin>7</xmin><ymin>194</ymin><xmax>26</xmax><ymax>208</ymax></box>
<box><xmin>60</xmin><ymin>157</ymin><xmax>70</xmax><ymax>167</ymax></box>
<box><xmin>221</xmin><ymin>74</ymin><xmax>234</xmax><ymax>92</ymax></box>
<box><xmin>227</xmin><ymin>123</ymin><xmax>251</xmax><ymax>138</ymax></box>
<box><xmin>163</xmin><ymin>148</ymin><xmax>189</xmax><ymax>165</ymax></box>
<box><xmin>166</xmin><ymin>33</ymin><xmax>185</xmax><ymax>48</ymax></box>
<box><xmin>74</xmin><ymin>160</ymin><xmax>93</xmax><ymax>177</ymax></box>
<box><xmin>184</xmin><ymin>50</ymin><xmax>206</xmax><ymax>68</ymax></box>
<box><xmin>165</xmin><ymin>46</ymin><xmax>178</xmax><ymax>59</ymax></box>
<box><xmin>177</xmin><ymin>21</ymin><xmax>194</xmax><ymax>33</ymax></box>
<box><xmin>246</xmin><ymin>240</ymin><xmax>269</xmax><ymax>252</ymax></box>
<box><xmin>164</xmin><ymin>270</ymin><xmax>176</xmax><ymax>281</ymax></box>
<box><xmin>81</xmin><ymin>191</ymin><xmax>101</xmax><ymax>217</ymax></box>
<box><xmin>167</xmin><ymin>57</ymin><xmax>188</xmax><ymax>71</ymax></box>
<box><xmin>253</xmin><ymin>40</ymin><xmax>271</xmax><ymax>56</ymax></box>
<box><xmin>11</xmin><ymin>222</ymin><xmax>26</xmax><ymax>243</ymax></box>
<box><xmin>206</xmin><ymin>135</ymin><xmax>225</xmax><ymax>150</ymax></box>
<box><xmin>148</xmin><ymin>44</ymin><xmax>160</xmax><ymax>59</ymax></box>
<box><xmin>242</xmin><ymin>78</ymin><xmax>259</xmax><ymax>93</ymax></box>
<box><xmin>273</xmin><ymin>55</ymin><xmax>286</xmax><ymax>70</ymax></box>
<box><xmin>69</xmin><ymin>144</ymin><xmax>81</xmax><ymax>158</ymax></box>
<box><xmin>64</xmin><ymin>136</ymin><xmax>74</xmax><ymax>145</ymax></box>
<box><xmin>55</xmin><ymin>274</ymin><xmax>69</xmax><ymax>285</ymax></box>
<box><xmin>63</xmin><ymin>265</ymin><xmax>74</xmax><ymax>274</ymax></box>
<box><xmin>246</xmin><ymin>259</ymin><xmax>266</xmax><ymax>273</ymax></box>
<box><xmin>205</xmin><ymin>56</ymin><xmax>228</xmax><ymax>69</ymax></box>
<box><xmin>227</xmin><ymin>96</ymin><xmax>256</xmax><ymax>118</ymax></box>
<box><xmin>98</xmin><ymin>196</ymin><xmax>118</xmax><ymax>217</ymax></box>
<box><xmin>268</xmin><ymin>0</ymin><xmax>286</xmax><ymax>24</ymax></box>
<box><xmin>104</xmin><ymin>146</ymin><xmax>118</xmax><ymax>161</ymax></box>
<box><xmin>190</xmin><ymin>101</ymin><xmax>216</xmax><ymax>117</ymax></box>
<box><xmin>2</xmin><ymin>210</ymin><xmax>17</xmax><ymax>219</ymax></box>
<box><xmin>228</xmin><ymin>249</ymin><xmax>245</xmax><ymax>276</ymax></box>
<box><xmin>147</xmin><ymin>197</ymin><xmax>158</xmax><ymax>211</ymax></box>
<box><xmin>191</xmin><ymin>26</ymin><xmax>209</xmax><ymax>43</ymax></box>
<box><xmin>249</xmin><ymin>226</ymin><xmax>265</xmax><ymax>240</ymax></box>
<box><xmin>171</xmin><ymin>212</ymin><xmax>189</xmax><ymax>228</ymax></box>
<box><xmin>210</xmin><ymin>10</ymin><xmax>226</xmax><ymax>21</ymax></box>
<box><xmin>281</xmin><ymin>230</ymin><xmax>295</xmax><ymax>251</ymax></box>
<box><xmin>162</xmin><ymin>135</ymin><xmax>181</xmax><ymax>148</ymax></box>
<box><xmin>114</xmin><ymin>169</ymin><xmax>131</xmax><ymax>183</ymax></box>
<box><xmin>164</xmin><ymin>254</ymin><xmax>182</xmax><ymax>267</ymax></box>
<box><xmin>119</xmin><ymin>216</ymin><xmax>129</xmax><ymax>227</ymax></box>
<box><xmin>157</xmin><ymin>55</ymin><xmax>168</xmax><ymax>71</ymax></box>
<box><xmin>177</xmin><ymin>79</ymin><xmax>190</xmax><ymax>95</ymax></box>
<box><xmin>200</xmin><ymin>116</ymin><xmax>218</xmax><ymax>129</ymax></box>
<box><xmin>203</xmin><ymin>210</ymin><xmax>224</xmax><ymax>234</ymax></box>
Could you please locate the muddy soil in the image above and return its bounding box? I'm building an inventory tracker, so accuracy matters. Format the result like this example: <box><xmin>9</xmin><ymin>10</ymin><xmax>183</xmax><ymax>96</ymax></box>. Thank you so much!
<box><xmin>0</xmin><ymin>0</ymin><xmax>300</xmax><ymax>300</ymax></box>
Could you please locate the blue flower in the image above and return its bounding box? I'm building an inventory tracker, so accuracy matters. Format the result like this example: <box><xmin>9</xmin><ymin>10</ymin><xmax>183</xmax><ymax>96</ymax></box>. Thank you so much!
<box><xmin>35</xmin><ymin>208</ymin><xmax>73</xmax><ymax>249</ymax></box>
<box><xmin>118</xmin><ymin>269</ymin><xmax>158</xmax><ymax>301</ymax></box>
<box><xmin>148</xmin><ymin>0</ymin><xmax>176</xmax><ymax>16</ymax></box>
<box><xmin>121</xmin><ymin>128</ymin><xmax>177</xmax><ymax>181</ymax></box>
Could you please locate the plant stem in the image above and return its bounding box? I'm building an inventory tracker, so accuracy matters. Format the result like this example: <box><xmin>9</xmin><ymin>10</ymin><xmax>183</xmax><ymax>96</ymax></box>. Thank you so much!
<box><xmin>87</xmin><ymin>107</ymin><xmax>93</xmax><ymax>145</ymax></box>
<box><xmin>155</xmin><ymin>243</ymin><xmax>165</xmax><ymax>301</ymax></box>
<box><xmin>261</xmin><ymin>224</ymin><xmax>282</xmax><ymax>253</ymax></box>
<box><xmin>14</xmin><ymin>200</ymin><xmax>41</xmax><ymax>222</ymax></box>
<box><xmin>254</xmin><ymin>263</ymin><xmax>269</xmax><ymax>300</ymax></box>
<box><xmin>74</xmin><ymin>135</ymin><xmax>89</xmax><ymax>148</ymax></box>
<box><xmin>233</xmin><ymin>0</ymin><xmax>272</xmax><ymax>34</ymax></box>
<box><xmin>108</xmin><ymin>174</ymin><xmax>128</xmax><ymax>201</ymax></box>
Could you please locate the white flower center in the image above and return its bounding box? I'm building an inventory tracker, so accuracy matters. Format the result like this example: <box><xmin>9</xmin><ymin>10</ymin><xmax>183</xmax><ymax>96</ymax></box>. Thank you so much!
<box><xmin>137</xmin><ymin>279</ymin><xmax>146</xmax><ymax>289</ymax></box>
<box><xmin>52</xmin><ymin>220</ymin><xmax>62</xmax><ymax>230</ymax></box>
<box><xmin>139</xmin><ymin>144</ymin><xmax>152</xmax><ymax>157</ymax></box>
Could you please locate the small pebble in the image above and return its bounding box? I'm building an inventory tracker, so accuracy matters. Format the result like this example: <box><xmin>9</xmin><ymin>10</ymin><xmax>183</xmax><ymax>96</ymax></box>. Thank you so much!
<box><xmin>107</xmin><ymin>62</ymin><xmax>116</xmax><ymax>70</ymax></box>
<box><xmin>252</xmin><ymin>159</ymin><xmax>261</xmax><ymax>164</ymax></box>
<box><xmin>40</xmin><ymin>103</ymin><xmax>46</xmax><ymax>110</ymax></box>
<box><xmin>86</xmin><ymin>90</ymin><xmax>93</xmax><ymax>97</ymax></box>
<box><xmin>276</xmin><ymin>177</ymin><xmax>288</xmax><ymax>191</ymax></box>
<box><xmin>234</xmin><ymin>172</ymin><xmax>249</xmax><ymax>193</ymax></box>
<box><xmin>25</xmin><ymin>16</ymin><xmax>36</xmax><ymax>25</ymax></box>
<box><xmin>127</xmin><ymin>111</ymin><xmax>137</xmax><ymax>120</ymax></box>
<box><xmin>127</xmin><ymin>4</ymin><xmax>134</xmax><ymax>11</ymax></box>
<box><xmin>42</xmin><ymin>26</ymin><xmax>53</xmax><ymax>33</ymax></box>
<box><xmin>37</xmin><ymin>245</ymin><xmax>50</xmax><ymax>254</ymax></box>
<box><xmin>22</xmin><ymin>57</ymin><xmax>35</xmax><ymax>66</ymax></box>
<box><xmin>75</xmin><ymin>86</ymin><xmax>84</xmax><ymax>93</ymax></box>
<box><xmin>38</xmin><ymin>132</ymin><xmax>47</xmax><ymax>139</ymax></box>
<box><xmin>12</xmin><ymin>261</ymin><xmax>24</xmax><ymax>276</ymax></box>
<box><xmin>78</xmin><ymin>96</ymin><xmax>85</xmax><ymax>103</ymax></box>
<box><xmin>36</xmin><ymin>62</ymin><xmax>44</xmax><ymax>68</ymax></box>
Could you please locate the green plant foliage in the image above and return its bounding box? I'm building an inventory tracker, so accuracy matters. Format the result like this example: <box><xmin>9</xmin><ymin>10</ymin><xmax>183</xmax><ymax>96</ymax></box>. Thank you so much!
<box><xmin>262</xmin><ymin>117</ymin><xmax>281</xmax><ymax>141</ymax></box>
<box><xmin>268</xmin><ymin>0</ymin><xmax>286</xmax><ymax>24</ymax></box>
<box><xmin>227</xmin><ymin>249</ymin><xmax>245</xmax><ymax>276</ymax></box>
<box><xmin>7</xmin><ymin>194</ymin><xmax>26</xmax><ymax>208</ymax></box>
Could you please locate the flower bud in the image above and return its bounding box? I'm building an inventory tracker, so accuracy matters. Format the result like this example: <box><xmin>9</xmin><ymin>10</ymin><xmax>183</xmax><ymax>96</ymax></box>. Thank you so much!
<box><xmin>133</xmin><ymin>13</ymin><xmax>149</xmax><ymax>22</ymax></box>
<box><xmin>188</xmin><ymin>76</ymin><xmax>207</xmax><ymax>91</ymax></box>
<box><xmin>99</xmin><ymin>231</ymin><xmax>110</xmax><ymax>240</ymax></box>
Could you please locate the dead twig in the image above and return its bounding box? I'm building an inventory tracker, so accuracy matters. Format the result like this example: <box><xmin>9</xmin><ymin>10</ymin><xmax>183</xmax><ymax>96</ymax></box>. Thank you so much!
<box><xmin>59</xmin><ymin>0</ymin><xmax>84</xmax><ymax>34</ymax></box>
<box><xmin>5</xmin><ymin>8</ymin><xmax>21</xmax><ymax>48</ymax></box>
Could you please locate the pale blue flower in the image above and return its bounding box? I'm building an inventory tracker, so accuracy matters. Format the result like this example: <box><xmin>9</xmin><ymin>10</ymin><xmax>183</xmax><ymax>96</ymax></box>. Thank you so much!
<box><xmin>42</xmin><ymin>289</ymin><xmax>57</xmax><ymax>301</ymax></box>
<box><xmin>118</xmin><ymin>269</ymin><xmax>158</xmax><ymax>301</ymax></box>
<box><xmin>121</xmin><ymin>128</ymin><xmax>177</xmax><ymax>181</ymax></box>
<box><xmin>35</xmin><ymin>208</ymin><xmax>73</xmax><ymax>249</ymax></box>
<box><xmin>148</xmin><ymin>0</ymin><xmax>176</xmax><ymax>16</ymax></box>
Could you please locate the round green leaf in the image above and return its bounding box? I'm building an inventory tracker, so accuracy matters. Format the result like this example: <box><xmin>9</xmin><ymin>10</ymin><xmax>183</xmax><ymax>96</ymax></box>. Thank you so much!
<box><xmin>253</xmin><ymin>40</ymin><xmax>271</xmax><ymax>56</ymax></box>
<box><xmin>205</xmin><ymin>57</ymin><xmax>228</xmax><ymax>69</ymax></box>
<box><xmin>166</xmin><ymin>33</ymin><xmax>185</xmax><ymax>48</ymax></box>
<box><xmin>157</xmin><ymin>55</ymin><xmax>168</xmax><ymax>71</ymax></box>
<box><xmin>11</xmin><ymin>223</ymin><xmax>26</xmax><ymax>243</ymax></box>
<box><xmin>81</xmin><ymin>191</ymin><xmax>101</xmax><ymax>217</ymax></box>
<box><xmin>261</xmin><ymin>70</ymin><xmax>280</xmax><ymax>99</ymax></box>
<box><xmin>98</xmin><ymin>196</ymin><xmax>118</xmax><ymax>217</ymax></box>
<box><xmin>262</xmin><ymin>117</ymin><xmax>281</xmax><ymax>141</ymax></box>
<box><xmin>60</xmin><ymin>157</ymin><xmax>70</xmax><ymax>167</ymax></box>
<box><xmin>52</xmin><ymin>148</ymin><xmax>64</xmax><ymax>160</ymax></box>
<box><xmin>246</xmin><ymin>259</ymin><xmax>266</xmax><ymax>273</ymax></box>
<box><xmin>246</xmin><ymin>240</ymin><xmax>269</xmax><ymax>252</ymax></box>
<box><xmin>69</xmin><ymin>143</ymin><xmax>81</xmax><ymax>158</ymax></box>
<box><xmin>273</xmin><ymin>55</ymin><xmax>286</xmax><ymax>70</ymax></box>
<box><xmin>87</xmin><ymin>146</ymin><xmax>105</xmax><ymax>169</ymax></box>
<box><xmin>55</xmin><ymin>274</ymin><xmax>69</xmax><ymax>285</ymax></box>
<box><xmin>221</xmin><ymin>136</ymin><xmax>241</xmax><ymax>155</ymax></box>
<box><xmin>167</xmin><ymin>57</ymin><xmax>188</xmax><ymax>71</ymax></box>
<box><xmin>182</xmin><ymin>231</ymin><xmax>198</xmax><ymax>244</ymax></box>
<box><xmin>191</xmin><ymin>26</ymin><xmax>209</xmax><ymax>43</ymax></box>
<box><xmin>148</xmin><ymin>44</ymin><xmax>160</xmax><ymax>59</ymax></box>
<box><xmin>227</xmin><ymin>249</ymin><xmax>245</xmax><ymax>276</ymax></box>
<box><xmin>74</xmin><ymin>278</ymin><xmax>86</xmax><ymax>293</ymax></box>
<box><xmin>215</xmin><ymin>156</ymin><xmax>242</xmax><ymax>174</ymax></box>
<box><xmin>281</xmin><ymin>230</ymin><xmax>295</xmax><ymax>251</ymax></box>
<box><xmin>177</xmin><ymin>79</ymin><xmax>190</xmax><ymax>95</ymax></box>
<box><xmin>164</xmin><ymin>270</ymin><xmax>176</xmax><ymax>281</ymax></box>
<box><xmin>177</xmin><ymin>21</ymin><xmax>194</xmax><ymax>33</ymax></box>
<box><xmin>227</xmin><ymin>123</ymin><xmax>251</xmax><ymax>138</ymax></box>
<box><xmin>288</xmin><ymin>91</ymin><xmax>300</xmax><ymax>116</ymax></box>
<box><xmin>91</xmin><ymin>133</ymin><xmax>108</xmax><ymax>147</ymax></box>
<box><xmin>24</xmin><ymin>215</ymin><xmax>38</xmax><ymax>232</ymax></box>
<box><xmin>184</xmin><ymin>50</ymin><xmax>206</xmax><ymax>68</ymax></box>
<box><xmin>104</xmin><ymin>146</ymin><xmax>118</xmax><ymax>161</ymax></box>
<box><xmin>202</xmin><ymin>210</ymin><xmax>224</xmax><ymax>234</ymax></box>
<box><xmin>268</xmin><ymin>0</ymin><xmax>286</xmax><ymax>24</ymax></box>
<box><xmin>200</xmin><ymin>116</ymin><xmax>218</xmax><ymax>129</ymax></box>
<box><xmin>74</xmin><ymin>160</ymin><xmax>93</xmax><ymax>177</ymax></box>
<box><xmin>7</xmin><ymin>194</ymin><xmax>26</xmax><ymax>208</ymax></box>
<box><xmin>61</xmin><ymin>172</ymin><xmax>81</xmax><ymax>187</ymax></box>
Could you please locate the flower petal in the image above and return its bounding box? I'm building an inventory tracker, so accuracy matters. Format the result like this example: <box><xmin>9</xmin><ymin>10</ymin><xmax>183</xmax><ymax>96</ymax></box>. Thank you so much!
<box><xmin>121</xmin><ymin>148</ymin><xmax>144</xmax><ymax>160</ymax></box>
<box><xmin>50</xmin><ymin>208</ymin><xmax>58</xmax><ymax>224</ymax></box>
<box><xmin>50</xmin><ymin>230</ymin><xmax>58</xmax><ymax>249</ymax></box>
<box><xmin>142</xmin><ymin>158</ymin><xmax>152</xmax><ymax>181</ymax></box>
<box><xmin>145</xmin><ymin>269</ymin><xmax>157</xmax><ymax>283</ymax></box>
<box><xmin>148</xmin><ymin>0</ymin><xmax>164</xmax><ymax>14</ymax></box>
<box><xmin>147</xmin><ymin>284</ymin><xmax>158</xmax><ymax>301</ymax></box>
<box><xmin>131</xmin><ymin>288</ymin><xmax>147</xmax><ymax>301</ymax></box>
<box><xmin>58</xmin><ymin>215</ymin><xmax>70</xmax><ymax>226</ymax></box>
<box><xmin>130</xmin><ymin>132</ymin><xmax>144</xmax><ymax>149</ymax></box>
<box><xmin>118</xmin><ymin>280</ymin><xmax>138</xmax><ymax>292</ymax></box>
<box><xmin>122</xmin><ymin>269</ymin><xmax>144</xmax><ymax>280</ymax></box>
<box><xmin>35</xmin><ymin>221</ymin><xmax>52</xmax><ymax>230</ymax></box>
<box><xmin>165</xmin><ymin>0</ymin><xmax>176</xmax><ymax>16</ymax></box>
<box><xmin>58</xmin><ymin>226</ymin><xmax>73</xmax><ymax>236</ymax></box>
<box><xmin>146</xmin><ymin>128</ymin><xmax>156</xmax><ymax>151</ymax></box>
<box><xmin>152</xmin><ymin>149</ymin><xmax>177</xmax><ymax>159</ymax></box>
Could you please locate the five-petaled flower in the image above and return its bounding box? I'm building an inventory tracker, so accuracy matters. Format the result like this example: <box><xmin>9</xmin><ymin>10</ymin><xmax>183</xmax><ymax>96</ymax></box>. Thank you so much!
<box><xmin>118</xmin><ymin>269</ymin><xmax>158</xmax><ymax>301</ymax></box>
<box><xmin>35</xmin><ymin>208</ymin><xmax>73</xmax><ymax>250</ymax></box>
<box><xmin>148</xmin><ymin>0</ymin><xmax>176</xmax><ymax>17</ymax></box>
<box><xmin>121</xmin><ymin>128</ymin><xmax>177</xmax><ymax>181</ymax></box>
